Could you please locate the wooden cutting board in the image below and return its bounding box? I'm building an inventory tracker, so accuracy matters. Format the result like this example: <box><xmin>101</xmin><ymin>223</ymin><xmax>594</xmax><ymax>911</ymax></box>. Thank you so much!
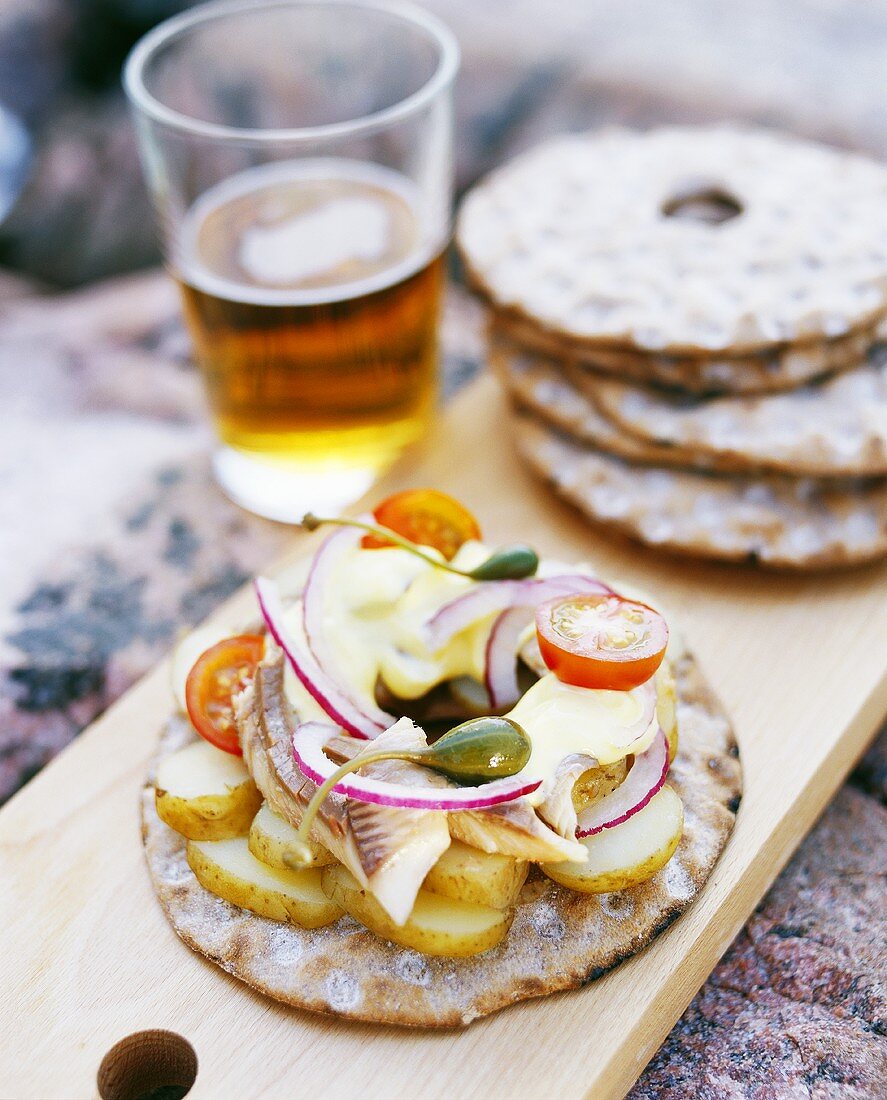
<box><xmin>2</xmin><ymin>374</ymin><xmax>886</xmax><ymax>1100</ymax></box>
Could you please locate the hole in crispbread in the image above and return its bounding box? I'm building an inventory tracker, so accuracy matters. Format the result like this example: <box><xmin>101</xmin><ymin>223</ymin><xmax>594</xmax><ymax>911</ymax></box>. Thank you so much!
<box><xmin>97</xmin><ymin>1030</ymin><xmax>197</xmax><ymax>1100</ymax></box>
<box><xmin>661</xmin><ymin>184</ymin><xmax>742</xmax><ymax>225</ymax></box>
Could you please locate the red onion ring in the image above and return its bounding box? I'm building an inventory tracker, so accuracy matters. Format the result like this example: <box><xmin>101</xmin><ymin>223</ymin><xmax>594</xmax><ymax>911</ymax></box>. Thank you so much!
<box><xmin>302</xmin><ymin>524</ymin><xmax>358</xmax><ymax>659</ymax></box>
<box><xmin>292</xmin><ymin>720</ymin><xmax>542</xmax><ymax>810</ymax></box>
<box><xmin>255</xmin><ymin>576</ymin><xmax>389</xmax><ymax>740</ymax></box>
<box><xmin>484</xmin><ymin>606</ymin><xmax>534</xmax><ymax>710</ymax></box>
<box><xmin>575</xmin><ymin>729</ymin><xmax>669</xmax><ymax>837</ymax></box>
<box><xmin>426</xmin><ymin>574</ymin><xmax>611</xmax><ymax>653</ymax></box>
<box><xmin>609</xmin><ymin>678</ymin><xmax>658</xmax><ymax>748</ymax></box>
<box><xmin>301</xmin><ymin>521</ymin><xmax>395</xmax><ymax>730</ymax></box>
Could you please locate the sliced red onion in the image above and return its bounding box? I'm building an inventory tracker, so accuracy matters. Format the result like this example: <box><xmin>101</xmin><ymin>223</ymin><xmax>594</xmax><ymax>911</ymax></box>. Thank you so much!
<box><xmin>301</xmin><ymin>521</ymin><xmax>395</xmax><ymax>731</ymax></box>
<box><xmin>485</xmin><ymin>606</ymin><xmax>535</xmax><ymax>710</ymax></box>
<box><xmin>426</xmin><ymin>574</ymin><xmax>612</xmax><ymax>653</ymax></box>
<box><xmin>292</xmin><ymin>720</ymin><xmax>542</xmax><ymax>810</ymax></box>
<box><xmin>302</xmin><ymin>524</ymin><xmax>360</xmax><ymax>655</ymax></box>
<box><xmin>610</xmin><ymin>677</ymin><xmax>658</xmax><ymax>748</ymax></box>
<box><xmin>575</xmin><ymin>729</ymin><xmax>669</xmax><ymax>837</ymax></box>
<box><xmin>255</xmin><ymin>576</ymin><xmax>391</xmax><ymax>740</ymax></box>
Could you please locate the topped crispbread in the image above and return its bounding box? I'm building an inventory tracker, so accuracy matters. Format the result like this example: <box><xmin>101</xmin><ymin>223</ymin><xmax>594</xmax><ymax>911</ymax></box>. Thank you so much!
<box><xmin>143</xmin><ymin>648</ymin><xmax>740</xmax><ymax>1027</ymax></box>
<box><xmin>457</xmin><ymin>126</ymin><xmax>887</xmax><ymax>356</ymax></box>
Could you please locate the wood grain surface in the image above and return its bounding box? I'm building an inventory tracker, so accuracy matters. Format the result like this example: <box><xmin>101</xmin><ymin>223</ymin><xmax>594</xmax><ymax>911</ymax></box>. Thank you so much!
<box><xmin>1</xmin><ymin>374</ymin><xmax>885</xmax><ymax>1100</ymax></box>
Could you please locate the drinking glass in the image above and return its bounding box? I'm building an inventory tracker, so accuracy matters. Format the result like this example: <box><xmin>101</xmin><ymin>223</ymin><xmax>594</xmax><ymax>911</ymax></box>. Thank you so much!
<box><xmin>124</xmin><ymin>0</ymin><xmax>458</xmax><ymax>521</ymax></box>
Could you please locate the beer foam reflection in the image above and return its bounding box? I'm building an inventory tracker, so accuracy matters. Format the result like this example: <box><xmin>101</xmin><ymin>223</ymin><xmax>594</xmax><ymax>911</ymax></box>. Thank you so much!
<box><xmin>177</xmin><ymin>158</ymin><xmax>441</xmax><ymax>307</ymax></box>
<box><xmin>240</xmin><ymin>196</ymin><xmax>390</xmax><ymax>285</ymax></box>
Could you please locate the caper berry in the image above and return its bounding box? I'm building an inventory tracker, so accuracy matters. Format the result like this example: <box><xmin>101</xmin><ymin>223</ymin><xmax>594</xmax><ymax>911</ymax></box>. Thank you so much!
<box><xmin>419</xmin><ymin>716</ymin><xmax>531</xmax><ymax>784</ymax></box>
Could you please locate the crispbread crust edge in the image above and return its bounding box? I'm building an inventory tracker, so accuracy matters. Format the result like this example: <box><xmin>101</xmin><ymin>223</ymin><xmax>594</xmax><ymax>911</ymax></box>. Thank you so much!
<box><xmin>515</xmin><ymin>415</ymin><xmax>887</xmax><ymax>571</ymax></box>
<box><xmin>142</xmin><ymin>649</ymin><xmax>741</xmax><ymax>1028</ymax></box>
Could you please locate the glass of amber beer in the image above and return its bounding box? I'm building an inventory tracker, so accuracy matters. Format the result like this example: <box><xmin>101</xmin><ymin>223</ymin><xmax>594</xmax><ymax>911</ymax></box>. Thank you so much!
<box><xmin>124</xmin><ymin>0</ymin><xmax>458</xmax><ymax>520</ymax></box>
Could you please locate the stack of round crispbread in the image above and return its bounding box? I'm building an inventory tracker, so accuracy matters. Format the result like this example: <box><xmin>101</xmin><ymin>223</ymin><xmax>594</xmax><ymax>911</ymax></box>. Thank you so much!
<box><xmin>456</xmin><ymin>125</ymin><xmax>887</xmax><ymax>569</ymax></box>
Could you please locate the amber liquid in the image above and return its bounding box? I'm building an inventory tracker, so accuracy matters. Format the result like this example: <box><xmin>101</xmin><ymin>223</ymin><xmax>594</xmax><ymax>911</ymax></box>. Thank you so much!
<box><xmin>176</xmin><ymin>160</ymin><xmax>445</xmax><ymax>514</ymax></box>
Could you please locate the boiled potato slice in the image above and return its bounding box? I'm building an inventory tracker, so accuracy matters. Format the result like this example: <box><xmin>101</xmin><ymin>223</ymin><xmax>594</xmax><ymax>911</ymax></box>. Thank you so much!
<box><xmin>542</xmin><ymin>785</ymin><xmax>683</xmax><ymax>894</ymax></box>
<box><xmin>248</xmin><ymin>803</ymin><xmax>335</xmax><ymax>870</ymax></box>
<box><xmin>155</xmin><ymin>740</ymin><xmax>262</xmax><ymax>840</ymax></box>
<box><xmin>321</xmin><ymin>864</ymin><xmax>512</xmax><ymax>957</ymax></box>
<box><xmin>186</xmin><ymin>836</ymin><xmax>342</xmax><ymax>928</ymax></box>
<box><xmin>572</xmin><ymin>759</ymin><xmax>629</xmax><ymax>814</ymax></box>
<box><xmin>423</xmin><ymin>840</ymin><xmax>528</xmax><ymax>909</ymax></box>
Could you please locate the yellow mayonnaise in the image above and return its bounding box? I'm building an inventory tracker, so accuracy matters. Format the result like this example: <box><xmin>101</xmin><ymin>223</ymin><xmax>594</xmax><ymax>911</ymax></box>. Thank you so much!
<box><xmin>282</xmin><ymin>540</ymin><xmax>658</xmax><ymax>798</ymax></box>
<box><xmin>507</xmin><ymin>675</ymin><xmax>657</xmax><ymax>804</ymax></box>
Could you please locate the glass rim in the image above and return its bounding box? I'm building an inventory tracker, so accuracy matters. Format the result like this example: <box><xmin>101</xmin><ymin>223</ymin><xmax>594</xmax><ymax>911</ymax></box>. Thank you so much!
<box><xmin>123</xmin><ymin>0</ymin><xmax>460</xmax><ymax>145</ymax></box>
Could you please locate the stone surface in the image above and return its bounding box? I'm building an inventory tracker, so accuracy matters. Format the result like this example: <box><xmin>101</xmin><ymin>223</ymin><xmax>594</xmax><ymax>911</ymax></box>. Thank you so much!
<box><xmin>0</xmin><ymin>457</ymin><xmax>287</xmax><ymax>799</ymax></box>
<box><xmin>629</xmin><ymin>786</ymin><xmax>887</xmax><ymax>1099</ymax></box>
<box><xmin>853</xmin><ymin>730</ymin><xmax>887</xmax><ymax>807</ymax></box>
<box><xmin>0</xmin><ymin>272</ymin><xmax>483</xmax><ymax>802</ymax></box>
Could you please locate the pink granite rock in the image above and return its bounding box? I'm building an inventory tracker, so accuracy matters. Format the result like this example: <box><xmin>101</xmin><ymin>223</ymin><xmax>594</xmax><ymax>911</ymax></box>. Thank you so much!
<box><xmin>631</xmin><ymin>786</ymin><xmax>887</xmax><ymax>1098</ymax></box>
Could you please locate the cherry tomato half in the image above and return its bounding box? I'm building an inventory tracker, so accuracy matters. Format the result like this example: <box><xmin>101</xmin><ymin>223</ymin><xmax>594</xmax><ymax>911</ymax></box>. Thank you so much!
<box><xmin>535</xmin><ymin>592</ymin><xmax>668</xmax><ymax>691</ymax></box>
<box><xmin>362</xmin><ymin>489</ymin><xmax>482</xmax><ymax>561</ymax></box>
<box><xmin>185</xmin><ymin>634</ymin><xmax>265</xmax><ymax>755</ymax></box>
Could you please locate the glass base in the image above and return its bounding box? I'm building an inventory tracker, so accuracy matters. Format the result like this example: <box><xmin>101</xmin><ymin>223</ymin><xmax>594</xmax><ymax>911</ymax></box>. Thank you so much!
<box><xmin>212</xmin><ymin>445</ymin><xmax>378</xmax><ymax>522</ymax></box>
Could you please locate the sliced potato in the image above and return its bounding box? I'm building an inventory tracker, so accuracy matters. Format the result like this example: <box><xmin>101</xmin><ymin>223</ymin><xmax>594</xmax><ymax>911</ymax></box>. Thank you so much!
<box><xmin>248</xmin><ymin>803</ymin><xmax>335</xmax><ymax>870</ymax></box>
<box><xmin>155</xmin><ymin>740</ymin><xmax>262</xmax><ymax>840</ymax></box>
<box><xmin>186</xmin><ymin>836</ymin><xmax>342</xmax><ymax>928</ymax></box>
<box><xmin>321</xmin><ymin>863</ymin><xmax>512</xmax><ymax>957</ymax></box>
<box><xmin>424</xmin><ymin>840</ymin><xmax>528</xmax><ymax>909</ymax></box>
<box><xmin>542</xmin><ymin>785</ymin><xmax>683</xmax><ymax>894</ymax></box>
<box><xmin>572</xmin><ymin>759</ymin><xmax>629</xmax><ymax>814</ymax></box>
<box><xmin>656</xmin><ymin>660</ymin><xmax>679</xmax><ymax>762</ymax></box>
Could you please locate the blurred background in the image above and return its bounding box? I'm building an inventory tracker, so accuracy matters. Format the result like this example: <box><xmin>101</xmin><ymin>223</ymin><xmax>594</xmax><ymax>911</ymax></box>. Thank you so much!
<box><xmin>5</xmin><ymin>0</ymin><xmax>887</xmax><ymax>608</ymax></box>
<box><xmin>3</xmin><ymin>0</ymin><xmax>887</xmax><ymax>288</ymax></box>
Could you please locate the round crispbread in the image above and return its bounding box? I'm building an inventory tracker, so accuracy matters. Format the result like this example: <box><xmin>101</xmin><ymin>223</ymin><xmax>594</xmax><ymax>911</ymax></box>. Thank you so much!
<box><xmin>573</xmin><ymin>348</ymin><xmax>887</xmax><ymax>479</ymax></box>
<box><xmin>491</xmin><ymin>331</ymin><xmax>749</xmax><ymax>473</ymax></box>
<box><xmin>499</xmin><ymin>311</ymin><xmax>880</xmax><ymax>397</ymax></box>
<box><xmin>143</xmin><ymin>650</ymin><xmax>740</xmax><ymax>1028</ymax></box>
<box><xmin>515</xmin><ymin>414</ymin><xmax>887</xmax><ymax>570</ymax></box>
<box><xmin>457</xmin><ymin>125</ymin><xmax>887</xmax><ymax>356</ymax></box>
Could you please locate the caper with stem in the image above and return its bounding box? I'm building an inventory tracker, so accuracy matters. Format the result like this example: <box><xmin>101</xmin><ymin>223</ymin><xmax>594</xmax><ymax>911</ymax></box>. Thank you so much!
<box><xmin>302</xmin><ymin>513</ymin><xmax>539</xmax><ymax>581</ymax></box>
<box><xmin>288</xmin><ymin>716</ymin><xmax>532</xmax><ymax>867</ymax></box>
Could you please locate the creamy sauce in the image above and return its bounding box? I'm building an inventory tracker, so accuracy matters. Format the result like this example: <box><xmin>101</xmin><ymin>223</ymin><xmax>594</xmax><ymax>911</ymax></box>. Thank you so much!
<box><xmin>282</xmin><ymin>540</ymin><xmax>661</xmax><ymax>803</ymax></box>
<box><xmin>283</xmin><ymin>542</ymin><xmax>495</xmax><ymax>704</ymax></box>
<box><xmin>508</xmin><ymin>675</ymin><xmax>657</xmax><ymax>804</ymax></box>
